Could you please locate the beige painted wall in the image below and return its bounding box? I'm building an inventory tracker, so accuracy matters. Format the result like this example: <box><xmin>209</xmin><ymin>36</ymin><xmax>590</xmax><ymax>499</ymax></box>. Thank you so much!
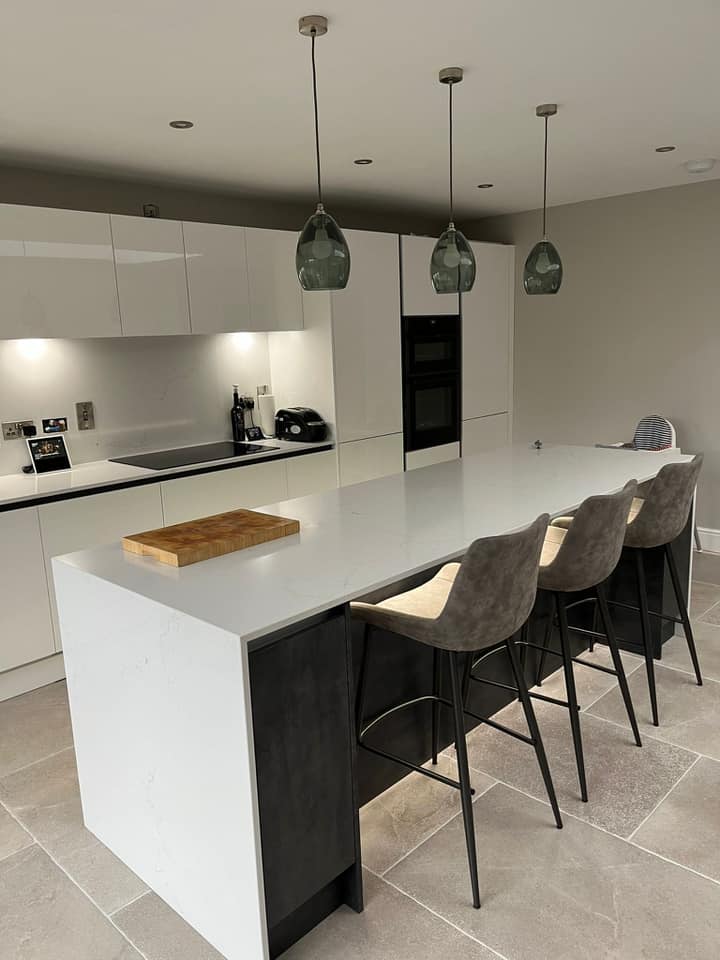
<box><xmin>470</xmin><ymin>179</ymin><xmax>720</xmax><ymax>529</ymax></box>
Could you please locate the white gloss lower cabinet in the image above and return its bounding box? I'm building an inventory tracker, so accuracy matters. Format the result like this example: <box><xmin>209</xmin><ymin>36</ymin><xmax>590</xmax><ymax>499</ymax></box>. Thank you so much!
<box><xmin>462</xmin><ymin>414</ymin><xmax>510</xmax><ymax>455</ymax></box>
<box><xmin>111</xmin><ymin>215</ymin><xmax>191</xmax><ymax>336</ymax></box>
<box><xmin>338</xmin><ymin>434</ymin><xmax>404</xmax><ymax>487</ymax></box>
<box><xmin>39</xmin><ymin>485</ymin><xmax>164</xmax><ymax>651</ymax></box>
<box><xmin>0</xmin><ymin>507</ymin><xmax>55</xmax><ymax>673</ymax></box>
<box><xmin>245</xmin><ymin>228</ymin><xmax>304</xmax><ymax>331</ymax></box>
<box><xmin>405</xmin><ymin>442</ymin><xmax>460</xmax><ymax>471</ymax></box>
<box><xmin>21</xmin><ymin>206</ymin><xmax>122</xmax><ymax>338</ymax></box>
<box><xmin>285</xmin><ymin>451</ymin><xmax>338</xmax><ymax>499</ymax></box>
<box><xmin>161</xmin><ymin>461</ymin><xmax>289</xmax><ymax>526</ymax></box>
<box><xmin>184</xmin><ymin>221</ymin><xmax>251</xmax><ymax>334</ymax></box>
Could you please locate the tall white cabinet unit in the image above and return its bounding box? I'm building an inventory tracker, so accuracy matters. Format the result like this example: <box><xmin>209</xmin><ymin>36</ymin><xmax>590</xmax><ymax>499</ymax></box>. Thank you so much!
<box><xmin>400</xmin><ymin>235</ymin><xmax>459</xmax><ymax>316</ymax></box>
<box><xmin>333</xmin><ymin>230</ymin><xmax>404</xmax><ymax>485</ymax></box>
<box><xmin>461</xmin><ymin>241</ymin><xmax>514</xmax><ymax>455</ymax></box>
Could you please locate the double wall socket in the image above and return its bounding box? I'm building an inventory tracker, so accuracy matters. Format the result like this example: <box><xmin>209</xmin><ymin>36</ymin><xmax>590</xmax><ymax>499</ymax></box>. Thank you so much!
<box><xmin>2</xmin><ymin>420</ymin><xmax>35</xmax><ymax>441</ymax></box>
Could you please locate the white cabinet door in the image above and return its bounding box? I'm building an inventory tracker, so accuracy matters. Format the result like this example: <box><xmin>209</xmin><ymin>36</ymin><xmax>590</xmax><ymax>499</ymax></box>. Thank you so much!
<box><xmin>285</xmin><ymin>450</ymin><xmax>338</xmax><ymax>499</ymax></box>
<box><xmin>0</xmin><ymin>204</ymin><xmax>31</xmax><ymax>339</ymax></box>
<box><xmin>245</xmin><ymin>228</ymin><xmax>304</xmax><ymax>331</ymax></box>
<box><xmin>161</xmin><ymin>461</ymin><xmax>289</xmax><ymax>526</ymax></box>
<box><xmin>400</xmin><ymin>235</ymin><xmax>459</xmax><ymax>316</ymax></box>
<box><xmin>111</xmin><ymin>215</ymin><xmax>191</xmax><ymax>336</ymax></box>
<box><xmin>21</xmin><ymin>206</ymin><xmax>121</xmax><ymax>338</ymax></box>
<box><xmin>462</xmin><ymin>242</ymin><xmax>514</xmax><ymax>420</ymax></box>
<box><xmin>331</xmin><ymin>230</ymin><xmax>403</xmax><ymax>442</ymax></box>
<box><xmin>0</xmin><ymin>507</ymin><xmax>55</xmax><ymax>672</ymax></box>
<box><xmin>405</xmin><ymin>442</ymin><xmax>460</xmax><ymax>471</ymax></box>
<box><xmin>462</xmin><ymin>414</ymin><xmax>510</xmax><ymax>456</ymax></box>
<box><xmin>338</xmin><ymin>434</ymin><xmax>404</xmax><ymax>487</ymax></box>
<box><xmin>39</xmin><ymin>485</ymin><xmax>164</xmax><ymax>650</ymax></box>
<box><xmin>184</xmin><ymin>221</ymin><xmax>251</xmax><ymax>334</ymax></box>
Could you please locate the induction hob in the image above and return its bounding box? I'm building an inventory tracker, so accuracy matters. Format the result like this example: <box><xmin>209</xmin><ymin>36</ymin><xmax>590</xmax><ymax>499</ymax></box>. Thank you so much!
<box><xmin>109</xmin><ymin>441</ymin><xmax>279</xmax><ymax>471</ymax></box>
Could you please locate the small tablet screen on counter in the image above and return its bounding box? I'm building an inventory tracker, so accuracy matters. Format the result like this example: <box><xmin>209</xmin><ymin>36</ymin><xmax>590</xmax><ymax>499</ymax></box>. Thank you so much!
<box><xmin>27</xmin><ymin>436</ymin><xmax>72</xmax><ymax>474</ymax></box>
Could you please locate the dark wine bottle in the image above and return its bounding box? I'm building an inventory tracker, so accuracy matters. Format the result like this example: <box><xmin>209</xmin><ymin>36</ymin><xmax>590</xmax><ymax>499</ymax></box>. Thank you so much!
<box><xmin>231</xmin><ymin>385</ymin><xmax>245</xmax><ymax>442</ymax></box>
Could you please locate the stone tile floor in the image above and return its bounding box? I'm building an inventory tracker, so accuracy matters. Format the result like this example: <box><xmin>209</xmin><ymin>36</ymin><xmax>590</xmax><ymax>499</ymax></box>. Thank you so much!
<box><xmin>1</xmin><ymin>564</ymin><xmax>720</xmax><ymax>959</ymax></box>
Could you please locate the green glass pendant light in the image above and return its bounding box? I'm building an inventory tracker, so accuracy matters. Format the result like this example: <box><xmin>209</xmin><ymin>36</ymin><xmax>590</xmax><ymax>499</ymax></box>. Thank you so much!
<box><xmin>431</xmin><ymin>67</ymin><xmax>476</xmax><ymax>294</ymax></box>
<box><xmin>296</xmin><ymin>15</ymin><xmax>350</xmax><ymax>291</ymax></box>
<box><xmin>524</xmin><ymin>103</ymin><xmax>563</xmax><ymax>295</ymax></box>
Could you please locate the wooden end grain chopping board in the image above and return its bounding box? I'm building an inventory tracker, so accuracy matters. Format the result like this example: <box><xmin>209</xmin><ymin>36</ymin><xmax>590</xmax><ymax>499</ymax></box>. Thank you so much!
<box><xmin>122</xmin><ymin>509</ymin><xmax>300</xmax><ymax>567</ymax></box>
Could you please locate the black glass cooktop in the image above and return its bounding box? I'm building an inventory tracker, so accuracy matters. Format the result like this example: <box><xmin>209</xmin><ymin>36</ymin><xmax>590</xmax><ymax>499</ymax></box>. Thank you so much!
<box><xmin>110</xmin><ymin>441</ymin><xmax>279</xmax><ymax>471</ymax></box>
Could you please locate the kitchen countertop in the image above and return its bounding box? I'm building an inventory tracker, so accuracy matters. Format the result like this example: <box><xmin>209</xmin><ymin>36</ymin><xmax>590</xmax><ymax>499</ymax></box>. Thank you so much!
<box><xmin>55</xmin><ymin>443</ymin><xmax>690</xmax><ymax>644</ymax></box>
<box><xmin>0</xmin><ymin>438</ymin><xmax>334</xmax><ymax>512</ymax></box>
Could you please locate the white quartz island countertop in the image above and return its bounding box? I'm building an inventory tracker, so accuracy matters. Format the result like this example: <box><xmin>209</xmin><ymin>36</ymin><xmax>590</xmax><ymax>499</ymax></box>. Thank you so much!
<box><xmin>56</xmin><ymin>443</ymin><xmax>690</xmax><ymax>643</ymax></box>
<box><xmin>53</xmin><ymin>443</ymin><xmax>692</xmax><ymax>960</ymax></box>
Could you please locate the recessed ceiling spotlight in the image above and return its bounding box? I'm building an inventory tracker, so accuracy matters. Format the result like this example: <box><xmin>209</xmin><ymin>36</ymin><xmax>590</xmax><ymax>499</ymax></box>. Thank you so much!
<box><xmin>477</xmin><ymin>183</ymin><xmax>494</xmax><ymax>189</ymax></box>
<box><xmin>169</xmin><ymin>120</ymin><xmax>194</xmax><ymax>129</ymax></box>
<box><xmin>684</xmin><ymin>158</ymin><xmax>716</xmax><ymax>174</ymax></box>
<box><xmin>353</xmin><ymin>158</ymin><xmax>373</xmax><ymax>165</ymax></box>
<box><xmin>655</xmin><ymin>145</ymin><xmax>676</xmax><ymax>153</ymax></box>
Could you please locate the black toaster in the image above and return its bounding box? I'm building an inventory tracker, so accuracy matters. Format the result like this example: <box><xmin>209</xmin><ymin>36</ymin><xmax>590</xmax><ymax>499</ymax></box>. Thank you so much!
<box><xmin>274</xmin><ymin>407</ymin><xmax>328</xmax><ymax>442</ymax></box>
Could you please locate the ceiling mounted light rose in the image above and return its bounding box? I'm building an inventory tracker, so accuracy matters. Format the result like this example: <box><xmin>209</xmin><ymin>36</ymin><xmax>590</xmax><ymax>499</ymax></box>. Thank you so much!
<box><xmin>524</xmin><ymin>103</ymin><xmax>563</xmax><ymax>295</ymax></box>
<box><xmin>295</xmin><ymin>15</ymin><xmax>350</xmax><ymax>291</ymax></box>
<box><xmin>430</xmin><ymin>67</ymin><xmax>476</xmax><ymax>294</ymax></box>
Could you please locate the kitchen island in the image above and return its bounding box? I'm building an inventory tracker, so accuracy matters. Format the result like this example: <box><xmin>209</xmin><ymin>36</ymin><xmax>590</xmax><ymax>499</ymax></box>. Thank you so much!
<box><xmin>53</xmin><ymin>444</ymin><xmax>692</xmax><ymax>960</ymax></box>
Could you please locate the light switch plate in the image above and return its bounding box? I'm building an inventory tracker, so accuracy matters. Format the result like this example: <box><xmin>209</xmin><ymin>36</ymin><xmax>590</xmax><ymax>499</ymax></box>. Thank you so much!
<box><xmin>76</xmin><ymin>401</ymin><xmax>95</xmax><ymax>431</ymax></box>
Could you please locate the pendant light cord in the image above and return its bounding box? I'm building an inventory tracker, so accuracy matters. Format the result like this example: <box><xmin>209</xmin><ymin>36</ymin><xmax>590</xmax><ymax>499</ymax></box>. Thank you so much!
<box><xmin>448</xmin><ymin>82</ymin><xmax>454</xmax><ymax>224</ymax></box>
<box><xmin>542</xmin><ymin>115</ymin><xmax>548</xmax><ymax>238</ymax></box>
<box><xmin>311</xmin><ymin>30</ymin><xmax>323</xmax><ymax>207</ymax></box>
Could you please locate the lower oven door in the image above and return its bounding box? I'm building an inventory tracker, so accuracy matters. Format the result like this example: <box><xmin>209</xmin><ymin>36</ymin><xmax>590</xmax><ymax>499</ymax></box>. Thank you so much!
<box><xmin>404</xmin><ymin>373</ymin><xmax>461</xmax><ymax>452</ymax></box>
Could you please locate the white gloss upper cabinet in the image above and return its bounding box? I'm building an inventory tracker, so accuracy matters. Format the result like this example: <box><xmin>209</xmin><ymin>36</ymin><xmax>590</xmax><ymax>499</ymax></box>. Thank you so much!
<box><xmin>331</xmin><ymin>230</ymin><xmax>403</xmax><ymax>442</ymax></box>
<box><xmin>183</xmin><ymin>221</ymin><xmax>251</xmax><ymax>334</ymax></box>
<box><xmin>21</xmin><ymin>206</ymin><xmax>122</xmax><ymax>338</ymax></box>
<box><xmin>461</xmin><ymin>242</ymin><xmax>514</xmax><ymax>421</ymax></box>
<box><xmin>0</xmin><ymin>204</ymin><xmax>29</xmax><ymax>339</ymax></box>
<box><xmin>400</xmin><ymin>235</ymin><xmax>459</xmax><ymax>316</ymax></box>
<box><xmin>245</xmin><ymin>228</ymin><xmax>304</xmax><ymax>331</ymax></box>
<box><xmin>111</xmin><ymin>215</ymin><xmax>191</xmax><ymax>336</ymax></box>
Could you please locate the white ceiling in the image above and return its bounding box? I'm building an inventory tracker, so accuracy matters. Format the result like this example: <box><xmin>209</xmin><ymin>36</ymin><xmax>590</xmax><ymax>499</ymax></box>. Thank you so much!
<box><xmin>2</xmin><ymin>0</ymin><xmax>720</xmax><ymax>219</ymax></box>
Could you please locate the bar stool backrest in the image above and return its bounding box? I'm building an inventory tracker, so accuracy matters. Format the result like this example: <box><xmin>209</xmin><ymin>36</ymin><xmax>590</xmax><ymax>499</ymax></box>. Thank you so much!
<box><xmin>625</xmin><ymin>454</ymin><xmax>703</xmax><ymax>549</ymax></box>
<box><xmin>541</xmin><ymin>481</ymin><xmax>637</xmax><ymax>593</ymax></box>
<box><xmin>435</xmin><ymin>514</ymin><xmax>549</xmax><ymax>652</ymax></box>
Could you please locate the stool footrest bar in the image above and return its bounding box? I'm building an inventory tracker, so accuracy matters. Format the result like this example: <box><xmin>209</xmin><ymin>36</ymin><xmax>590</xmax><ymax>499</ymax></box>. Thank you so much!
<box><xmin>359</xmin><ymin>742</ymin><xmax>471</xmax><ymax>793</ymax></box>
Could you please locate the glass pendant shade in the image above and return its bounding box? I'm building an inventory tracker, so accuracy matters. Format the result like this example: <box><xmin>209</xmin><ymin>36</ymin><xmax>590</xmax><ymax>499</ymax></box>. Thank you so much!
<box><xmin>431</xmin><ymin>223</ymin><xmax>476</xmax><ymax>294</ymax></box>
<box><xmin>296</xmin><ymin>203</ymin><xmax>350</xmax><ymax>291</ymax></box>
<box><xmin>523</xmin><ymin>239</ymin><xmax>563</xmax><ymax>295</ymax></box>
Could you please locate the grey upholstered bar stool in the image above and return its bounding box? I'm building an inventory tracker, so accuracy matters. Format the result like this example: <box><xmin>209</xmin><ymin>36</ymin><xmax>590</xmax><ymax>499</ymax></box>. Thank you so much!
<box><xmin>351</xmin><ymin>515</ymin><xmax>562</xmax><ymax>910</ymax></box>
<box><xmin>621</xmin><ymin>455</ymin><xmax>703</xmax><ymax>725</ymax></box>
<box><xmin>528</xmin><ymin>481</ymin><xmax>643</xmax><ymax>803</ymax></box>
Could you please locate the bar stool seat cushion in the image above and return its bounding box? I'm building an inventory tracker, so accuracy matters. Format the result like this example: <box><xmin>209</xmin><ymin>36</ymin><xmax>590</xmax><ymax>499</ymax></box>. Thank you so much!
<box><xmin>551</xmin><ymin>497</ymin><xmax>645</xmax><ymax>531</ymax></box>
<box><xmin>351</xmin><ymin>564</ymin><xmax>459</xmax><ymax>638</ymax></box>
<box><xmin>541</xmin><ymin>525</ymin><xmax>567</xmax><ymax>567</ymax></box>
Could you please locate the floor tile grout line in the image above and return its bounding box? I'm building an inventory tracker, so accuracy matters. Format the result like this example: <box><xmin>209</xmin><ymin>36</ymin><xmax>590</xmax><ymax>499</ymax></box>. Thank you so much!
<box><xmin>108</xmin><ymin>888</ymin><xmax>150</xmax><ymax>917</ymax></box>
<box><xmin>377</xmin><ymin>777</ymin><xmax>497</xmax><ymax>877</ymax></box>
<box><xmin>627</xmin><ymin>837</ymin><xmax>720</xmax><ymax>887</ymax></box>
<box><xmin>580</xmin><ymin>702</ymin><xmax>717</xmax><ymax>759</ymax></box>
<box><xmin>649</xmin><ymin>656</ymin><xmax>720</xmax><ymax>684</ymax></box>
<box><xmin>0</xmin><ymin>744</ymin><xmax>74</xmax><ymax>783</ymax></box>
<box><xmin>0</xmin><ymin>836</ymin><xmax>35</xmax><ymax>865</ymax></box>
<box><xmin>578</xmin><ymin>658</ymin><xmax>644</xmax><ymax>714</ymax></box>
<box><xmin>374</xmin><ymin>868</ymin><xmax>513</xmax><ymax>960</ymax></box>
<box><xmin>627</xmin><ymin>754</ymin><xmax>703</xmax><ymax>841</ymax></box>
<box><xmin>0</xmin><ymin>801</ymin><xmax>151</xmax><ymax>960</ymax></box>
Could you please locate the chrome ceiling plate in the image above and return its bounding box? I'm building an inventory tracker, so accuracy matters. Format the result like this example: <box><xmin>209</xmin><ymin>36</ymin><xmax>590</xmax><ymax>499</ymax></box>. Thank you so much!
<box><xmin>439</xmin><ymin>66</ymin><xmax>463</xmax><ymax>85</ymax></box>
<box><xmin>536</xmin><ymin>103</ymin><xmax>558</xmax><ymax>118</ymax></box>
<box><xmin>299</xmin><ymin>15</ymin><xmax>328</xmax><ymax>37</ymax></box>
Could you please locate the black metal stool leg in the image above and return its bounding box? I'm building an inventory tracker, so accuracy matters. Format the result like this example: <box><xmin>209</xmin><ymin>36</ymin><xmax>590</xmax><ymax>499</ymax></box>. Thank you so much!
<box><xmin>557</xmin><ymin>592</ymin><xmax>588</xmax><ymax>802</ymax></box>
<box><xmin>506</xmin><ymin>635</ymin><xmax>563</xmax><ymax>829</ymax></box>
<box><xmin>535</xmin><ymin>593</ymin><xmax>557</xmax><ymax>687</ymax></box>
<box><xmin>449</xmin><ymin>651</ymin><xmax>481</xmax><ymax>909</ymax></box>
<box><xmin>665</xmin><ymin>542</ymin><xmax>703</xmax><ymax>687</ymax></box>
<box><xmin>634</xmin><ymin>548</ymin><xmax>659</xmax><ymax>726</ymax></box>
<box><xmin>355</xmin><ymin>625</ymin><xmax>373</xmax><ymax>738</ymax></box>
<box><xmin>431</xmin><ymin>647</ymin><xmax>441</xmax><ymax>764</ymax></box>
<box><xmin>596</xmin><ymin>583</ymin><xmax>642</xmax><ymax>747</ymax></box>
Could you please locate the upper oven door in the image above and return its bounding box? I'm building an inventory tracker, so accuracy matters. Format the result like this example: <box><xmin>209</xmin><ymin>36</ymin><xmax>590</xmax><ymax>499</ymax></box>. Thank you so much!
<box><xmin>403</xmin><ymin>315</ymin><xmax>460</xmax><ymax>377</ymax></box>
<box><xmin>404</xmin><ymin>372</ymin><xmax>461</xmax><ymax>452</ymax></box>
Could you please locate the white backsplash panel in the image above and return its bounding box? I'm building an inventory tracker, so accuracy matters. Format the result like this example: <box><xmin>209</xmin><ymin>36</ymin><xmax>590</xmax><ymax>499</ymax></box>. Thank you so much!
<box><xmin>0</xmin><ymin>333</ymin><xmax>271</xmax><ymax>476</ymax></box>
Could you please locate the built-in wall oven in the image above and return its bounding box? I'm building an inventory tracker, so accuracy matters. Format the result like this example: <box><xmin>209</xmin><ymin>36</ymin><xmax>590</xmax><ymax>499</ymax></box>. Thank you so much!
<box><xmin>402</xmin><ymin>315</ymin><xmax>461</xmax><ymax>456</ymax></box>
